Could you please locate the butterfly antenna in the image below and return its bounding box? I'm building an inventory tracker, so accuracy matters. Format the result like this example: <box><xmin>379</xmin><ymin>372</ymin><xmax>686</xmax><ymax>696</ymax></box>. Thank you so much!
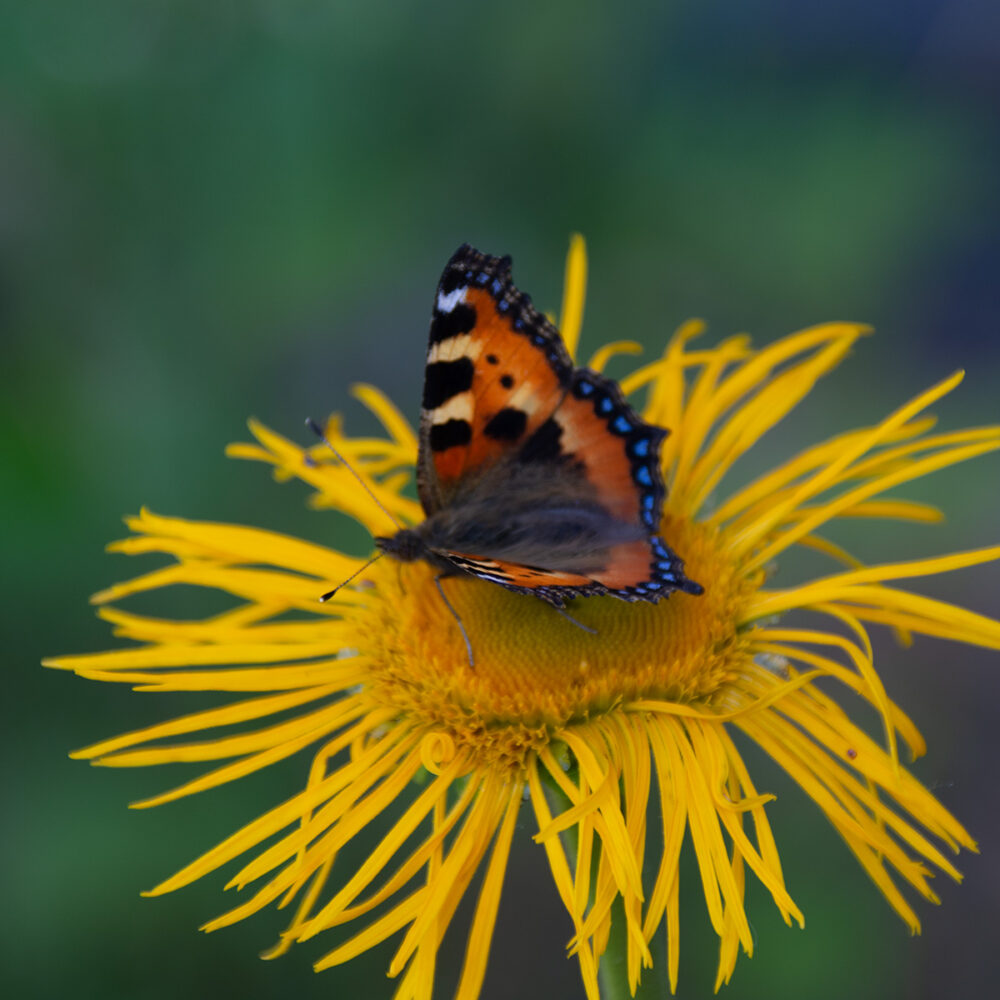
<box><xmin>305</xmin><ymin>417</ymin><xmax>401</xmax><ymax>530</ymax></box>
<box><xmin>319</xmin><ymin>551</ymin><xmax>385</xmax><ymax>603</ymax></box>
<box><xmin>433</xmin><ymin>574</ymin><xmax>475</xmax><ymax>668</ymax></box>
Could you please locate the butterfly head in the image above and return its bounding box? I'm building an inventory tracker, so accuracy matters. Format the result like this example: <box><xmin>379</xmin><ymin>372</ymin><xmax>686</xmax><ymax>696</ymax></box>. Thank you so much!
<box><xmin>375</xmin><ymin>528</ymin><xmax>427</xmax><ymax>563</ymax></box>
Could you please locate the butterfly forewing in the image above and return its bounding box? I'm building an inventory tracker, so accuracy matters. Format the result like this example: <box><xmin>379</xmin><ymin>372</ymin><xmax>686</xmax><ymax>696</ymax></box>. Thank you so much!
<box><xmin>418</xmin><ymin>246</ymin><xmax>573</xmax><ymax>513</ymax></box>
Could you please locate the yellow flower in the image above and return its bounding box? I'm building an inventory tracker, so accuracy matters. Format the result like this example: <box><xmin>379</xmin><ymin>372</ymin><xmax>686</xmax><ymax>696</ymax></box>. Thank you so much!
<box><xmin>47</xmin><ymin>238</ymin><xmax>1000</xmax><ymax>999</ymax></box>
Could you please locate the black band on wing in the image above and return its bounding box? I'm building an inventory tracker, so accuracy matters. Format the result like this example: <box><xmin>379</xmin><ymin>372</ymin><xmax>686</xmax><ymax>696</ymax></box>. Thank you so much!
<box><xmin>484</xmin><ymin>407</ymin><xmax>528</xmax><ymax>441</ymax></box>
<box><xmin>429</xmin><ymin>419</ymin><xmax>472</xmax><ymax>452</ymax></box>
<box><xmin>432</xmin><ymin>245</ymin><xmax>574</xmax><ymax>385</ymax></box>
<box><xmin>429</xmin><ymin>302</ymin><xmax>478</xmax><ymax>345</ymax></box>
<box><xmin>423</xmin><ymin>358</ymin><xmax>475</xmax><ymax>409</ymax></box>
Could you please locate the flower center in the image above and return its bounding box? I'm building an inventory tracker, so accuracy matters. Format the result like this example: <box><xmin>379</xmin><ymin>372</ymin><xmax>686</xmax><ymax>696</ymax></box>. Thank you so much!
<box><xmin>358</xmin><ymin>517</ymin><xmax>758</xmax><ymax>769</ymax></box>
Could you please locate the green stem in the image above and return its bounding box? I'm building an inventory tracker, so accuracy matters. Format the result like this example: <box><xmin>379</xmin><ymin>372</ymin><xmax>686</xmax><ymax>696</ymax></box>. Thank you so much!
<box><xmin>597</xmin><ymin>898</ymin><xmax>670</xmax><ymax>1000</ymax></box>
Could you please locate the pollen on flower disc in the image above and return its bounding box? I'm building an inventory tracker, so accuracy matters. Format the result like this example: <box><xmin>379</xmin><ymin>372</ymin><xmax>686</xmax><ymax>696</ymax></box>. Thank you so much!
<box><xmin>359</xmin><ymin>518</ymin><xmax>759</xmax><ymax>769</ymax></box>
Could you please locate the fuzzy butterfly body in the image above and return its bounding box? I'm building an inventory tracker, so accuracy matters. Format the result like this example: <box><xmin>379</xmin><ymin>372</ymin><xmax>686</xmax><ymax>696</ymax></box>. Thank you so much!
<box><xmin>375</xmin><ymin>245</ymin><xmax>703</xmax><ymax>608</ymax></box>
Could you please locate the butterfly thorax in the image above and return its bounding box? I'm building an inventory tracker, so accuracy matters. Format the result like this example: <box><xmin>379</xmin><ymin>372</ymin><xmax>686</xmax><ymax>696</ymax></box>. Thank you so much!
<box><xmin>373</xmin><ymin>525</ymin><xmax>459</xmax><ymax>575</ymax></box>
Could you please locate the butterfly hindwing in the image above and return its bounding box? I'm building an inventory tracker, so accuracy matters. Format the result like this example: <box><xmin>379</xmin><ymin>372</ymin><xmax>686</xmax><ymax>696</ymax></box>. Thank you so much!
<box><xmin>441</xmin><ymin>536</ymin><xmax>696</xmax><ymax>608</ymax></box>
<box><xmin>417</xmin><ymin>245</ymin><xmax>573</xmax><ymax>514</ymax></box>
<box><xmin>446</xmin><ymin>552</ymin><xmax>597</xmax><ymax>596</ymax></box>
<box><xmin>533</xmin><ymin>367</ymin><xmax>699</xmax><ymax>599</ymax></box>
<box><xmin>549</xmin><ymin>368</ymin><xmax>666</xmax><ymax>531</ymax></box>
<box><xmin>425</xmin><ymin>364</ymin><xmax>699</xmax><ymax>604</ymax></box>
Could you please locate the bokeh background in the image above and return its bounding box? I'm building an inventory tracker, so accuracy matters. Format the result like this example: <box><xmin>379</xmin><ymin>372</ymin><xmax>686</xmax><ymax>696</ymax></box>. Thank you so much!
<box><xmin>4</xmin><ymin>2</ymin><xmax>999</xmax><ymax>998</ymax></box>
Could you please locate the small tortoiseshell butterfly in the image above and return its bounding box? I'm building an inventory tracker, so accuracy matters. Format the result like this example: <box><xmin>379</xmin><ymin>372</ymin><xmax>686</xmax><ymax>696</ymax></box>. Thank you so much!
<box><xmin>374</xmin><ymin>245</ymin><xmax>703</xmax><ymax>611</ymax></box>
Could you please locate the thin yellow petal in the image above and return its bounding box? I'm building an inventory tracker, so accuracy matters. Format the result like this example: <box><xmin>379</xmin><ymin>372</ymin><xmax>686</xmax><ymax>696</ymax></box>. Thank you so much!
<box><xmin>454</xmin><ymin>781</ymin><xmax>522</xmax><ymax>1000</ymax></box>
<box><xmin>689</xmin><ymin>721</ymin><xmax>802</xmax><ymax>925</ymax></box>
<box><xmin>533</xmin><ymin>766</ymin><xmax>616</xmax><ymax>842</ymax></box>
<box><xmin>70</xmin><ymin>659</ymin><xmax>369</xmax><ymax>694</ymax></box>
<box><xmin>712</xmin><ymin>417</ymin><xmax>938</xmax><ymax>524</ymax></box>
<box><xmin>261</xmin><ymin>855</ymin><xmax>334</xmax><ymax>960</ymax></box>
<box><xmin>560</xmin><ymin>730</ymin><xmax>644</xmax><ymax>904</ymax></box>
<box><xmin>641</xmin><ymin>716</ymin><xmax>688</xmax><ymax>945</ymax></box>
<box><xmin>731</xmin><ymin>370</ymin><xmax>966</xmax><ymax>556</ymax></box>
<box><xmin>127</xmin><ymin>507</ymin><xmax>359</xmax><ymax>579</ymax></box>
<box><xmin>69</xmin><ymin>684</ymin><xmax>340</xmax><ymax>761</ymax></box>
<box><xmin>351</xmin><ymin>383</ymin><xmax>419</xmax><ymax>455</ymax></box>
<box><xmin>129</xmin><ymin>702</ymin><xmax>373</xmax><ymax>810</ymax></box>
<box><xmin>313</xmin><ymin>892</ymin><xmax>425</xmax><ymax>971</ymax></box>
<box><xmin>384</xmin><ymin>775</ymin><xmax>508</xmax><ymax>974</ymax></box>
<box><xmin>743</xmin><ymin>441</ymin><xmax>1000</xmax><ymax>571</ymax></box>
<box><xmin>760</xmin><ymin>544</ymin><xmax>1000</xmax><ymax>607</ymax></box>
<box><xmin>251</xmin><ymin>753</ymin><xmax>468</xmax><ymax>921</ymax></box>
<box><xmin>676</xmin><ymin>721</ymin><xmax>753</xmax><ymax>952</ymax></box>
<box><xmin>526</xmin><ymin>761</ymin><xmax>602</xmax><ymax>1000</ymax></box>
<box><xmin>587</xmin><ymin>340</ymin><xmax>643</xmax><ymax>373</ymax></box>
<box><xmin>144</xmin><ymin>713</ymin><xmax>405</xmax><ymax>894</ymax></box>
<box><xmin>94</xmin><ymin>697</ymin><xmax>357</xmax><ymax>767</ymax></box>
<box><xmin>752</xmin><ymin>635</ymin><xmax>924</xmax><ymax>759</ymax></box>
<box><xmin>684</xmin><ymin>331</ymin><xmax>859</xmax><ymax>513</ymax></box>
<box><xmin>559</xmin><ymin>233</ymin><xmax>587</xmax><ymax>360</ymax></box>
<box><xmin>753</xmin><ymin>583</ymin><xmax>1000</xmax><ymax>649</ymax></box>
<box><xmin>829</xmin><ymin>499</ymin><xmax>944</xmax><ymax>523</ymax></box>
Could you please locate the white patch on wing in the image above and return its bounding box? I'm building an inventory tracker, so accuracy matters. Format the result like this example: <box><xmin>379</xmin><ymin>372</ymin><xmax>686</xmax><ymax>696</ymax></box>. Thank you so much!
<box><xmin>452</xmin><ymin>556</ymin><xmax>501</xmax><ymax>570</ymax></box>
<box><xmin>427</xmin><ymin>333</ymin><xmax>484</xmax><ymax>365</ymax></box>
<box><xmin>553</xmin><ymin>410</ymin><xmax>586</xmax><ymax>450</ymax></box>
<box><xmin>436</xmin><ymin>286</ymin><xmax>467</xmax><ymax>314</ymax></box>
<box><xmin>430</xmin><ymin>391</ymin><xmax>473</xmax><ymax>425</ymax></box>
<box><xmin>505</xmin><ymin>382</ymin><xmax>547</xmax><ymax>419</ymax></box>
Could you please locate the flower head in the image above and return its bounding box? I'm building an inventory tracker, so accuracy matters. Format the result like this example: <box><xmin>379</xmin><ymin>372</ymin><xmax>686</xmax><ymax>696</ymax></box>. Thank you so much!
<box><xmin>48</xmin><ymin>238</ymin><xmax>1000</xmax><ymax>999</ymax></box>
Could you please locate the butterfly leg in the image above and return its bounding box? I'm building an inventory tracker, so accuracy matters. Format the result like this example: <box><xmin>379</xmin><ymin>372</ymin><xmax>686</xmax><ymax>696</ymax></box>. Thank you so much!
<box><xmin>433</xmin><ymin>574</ymin><xmax>475</xmax><ymax>668</ymax></box>
<box><xmin>394</xmin><ymin>560</ymin><xmax>408</xmax><ymax>597</ymax></box>
<box><xmin>546</xmin><ymin>601</ymin><xmax>598</xmax><ymax>635</ymax></box>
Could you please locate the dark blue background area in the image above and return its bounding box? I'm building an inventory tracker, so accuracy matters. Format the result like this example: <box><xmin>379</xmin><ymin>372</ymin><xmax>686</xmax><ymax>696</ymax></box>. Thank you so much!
<box><xmin>3</xmin><ymin>2</ymin><xmax>997</xmax><ymax>998</ymax></box>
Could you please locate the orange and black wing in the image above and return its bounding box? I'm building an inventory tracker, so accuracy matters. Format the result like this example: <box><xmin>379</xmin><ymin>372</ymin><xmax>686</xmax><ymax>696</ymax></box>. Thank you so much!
<box><xmin>416</xmin><ymin>245</ymin><xmax>573</xmax><ymax>514</ymax></box>
<box><xmin>550</xmin><ymin>367</ymin><xmax>703</xmax><ymax>600</ymax></box>
<box><xmin>440</xmin><ymin>366</ymin><xmax>702</xmax><ymax>605</ymax></box>
<box><xmin>416</xmin><ymin>245</ymin><xmax>702</xmax><ymax>606</ymax></box>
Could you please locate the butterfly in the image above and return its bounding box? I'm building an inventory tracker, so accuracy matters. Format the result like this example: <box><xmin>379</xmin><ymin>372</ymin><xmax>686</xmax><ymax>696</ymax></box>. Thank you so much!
<box><xmin>372</xmin><ymin>245</ymin><xmax>703</xmax><ymax>621</ymax></box>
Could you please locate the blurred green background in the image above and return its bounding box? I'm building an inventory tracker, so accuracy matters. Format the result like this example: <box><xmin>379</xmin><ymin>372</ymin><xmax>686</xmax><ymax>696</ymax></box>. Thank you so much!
<box><xmin>4</xmin><ymin>2</ymin><xmax>999</xmax><ymax>998</ymax></box>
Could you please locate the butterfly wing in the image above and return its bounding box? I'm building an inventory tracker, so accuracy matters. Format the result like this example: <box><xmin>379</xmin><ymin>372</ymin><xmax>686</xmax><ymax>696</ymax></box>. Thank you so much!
<box><xmin>443</xmin><ymin>546</ymin><xmax>693</xmax><ymax>607</ymax></box>
<box><xmin>423</xmin><ymin>366</ymin><xmax>701</xmax><ymax>605</ymax></box>
<box><xmin>415</xmin><ymin>244</ymin><xmax>702</xmax><ymax>606</ymax></box>
<box><xmin>417</xmin><ymin>245</ymin><xmax>573</xmax><ymax>514</ymax></box>
<box><xmin>528</xmin><ymin>366</ymin><xmax>701</xmax><ymax>600</ymax></box>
